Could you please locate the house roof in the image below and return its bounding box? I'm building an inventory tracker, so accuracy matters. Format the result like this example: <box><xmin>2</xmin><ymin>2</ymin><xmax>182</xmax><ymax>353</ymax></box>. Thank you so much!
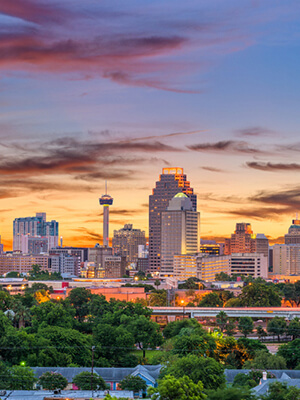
<box><xmin>225</xmin><ymin>369</ymin><xmax>300</xmax><ymax>383</ymax></box>
<box><xmin>7</xmin><ymin>389</ymin><xmax>133</xmax><ymax>399</ymax></box>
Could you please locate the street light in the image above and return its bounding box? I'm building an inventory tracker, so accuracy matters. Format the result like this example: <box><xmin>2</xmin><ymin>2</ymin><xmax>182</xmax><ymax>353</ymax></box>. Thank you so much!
<box><xmin>181</xmin><ymin>300</ymin><xmax>185</xmax><ymax>318</ymax></box>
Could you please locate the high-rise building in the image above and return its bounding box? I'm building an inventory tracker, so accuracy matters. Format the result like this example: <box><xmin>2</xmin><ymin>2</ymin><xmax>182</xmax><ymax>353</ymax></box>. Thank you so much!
<box><xmin>104</xmin><ymin>256</ymin><xmax>126</xmax><ymax>278</ymax></box>
<box><xmin>88</xmin><ymin>245</ymin><xmax>113</xmax><ymax>276</ymax></box>
<box><xmin>112</xmin><ymin>224</ymin><xmax>146</xmax><ymax>264</ymax></box>
<box><xmin>13</xmin><ymin>213</ymin><xmax>59</xmax><ymax>252</ymax></box>
<box><xmin>273</xmin><ymin>244</ymin><xmax>300</xmax><ymax>275</ymax></box>
<box><xmin>224</xmin><ymin>223</ymin><xmax>269</xmax><ymax>262</ymax></box>
<box><xmin>197</xmin><ymin>255</ymin><xmax>231</xmax><ymax>282</ymax></box>
<box><xmin>160</xmin><ymin>193</ymin><xmax>200</xmax><ymax>277</ymax></box>
<box><xmin>285</xmin><ymin>218</ymin><xmax>300</xmax><ymax>244</ymax></box>
<box><xmin>49</xmin><ymin>253</ymin><xmax>77</xmax><ymax>276</ymax></box>
<box><xmin>149</xmin><ymin>167</ymin><xmax>197</xmax><ymax>274</ymax></box>
<box><xmin>99</xmin><ymin>183</ymin><xmax>113</xmax><ymax>246</ymax></box>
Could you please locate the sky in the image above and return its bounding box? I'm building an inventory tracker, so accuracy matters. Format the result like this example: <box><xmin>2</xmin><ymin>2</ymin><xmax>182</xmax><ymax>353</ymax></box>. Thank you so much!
<box><xmin>0</xmin><ymin>0</ymin><xmax>300</xmax><ymax>249</ymax></box>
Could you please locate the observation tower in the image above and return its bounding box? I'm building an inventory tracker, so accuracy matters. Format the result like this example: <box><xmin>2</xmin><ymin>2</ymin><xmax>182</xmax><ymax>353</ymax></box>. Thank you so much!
<box><xmin>99</xmin><ymin>182</ymin><xmax>113</xmax><ymax>246</ymax></box>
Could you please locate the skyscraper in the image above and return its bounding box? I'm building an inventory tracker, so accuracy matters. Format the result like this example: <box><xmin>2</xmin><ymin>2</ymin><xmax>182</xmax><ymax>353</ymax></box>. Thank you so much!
<box><xmin>149</xmin><ymin>167</ymin><xmax>197</xmax><ymax>274</ymax></box>
<box><xmin>160</xmin><ymin>193</ymin><xmax>200</xmax><ymax>277</ymax></box>
<box><xmin>112</xmin><ymin>224</ymin><xmax>146</xmax><ymax>264</ymax></box>
<box><xmin>99</xmin><ymin>182</ymin><xmax>113</xmax><ymax>246</ymax></box>
<box><xmin>285</xmin><ymin>218</ymin><xmax>300</xmax><ymax>244</ymax></box>
<box><xmin>13</xmin><ymin>213</ymin><xmax>59</xmax><ymax>252</ymax></box>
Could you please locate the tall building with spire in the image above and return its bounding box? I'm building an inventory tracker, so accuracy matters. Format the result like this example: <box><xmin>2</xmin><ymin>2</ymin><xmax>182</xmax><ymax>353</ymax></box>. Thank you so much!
<box><xmin>149</xmin><ymin>167</ymin><xmax>197</xmax><ymax>274</ymax></box>
<box><xmin>99</xmin><ymin>182</ymin><xmax>113</xmax><ymax>246</ymax></box>
<box><xmin>285</xmin><ymin>217</ymin><xmax>300</xmax><ymax>244</ymax></box>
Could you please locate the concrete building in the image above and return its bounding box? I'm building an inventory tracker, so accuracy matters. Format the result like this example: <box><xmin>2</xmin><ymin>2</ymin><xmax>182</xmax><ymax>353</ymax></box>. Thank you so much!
<box><xmin>225</xmin><ymin>223</ymin><xmax>255</xmax><ymax>255</ymax></box>
<box><xmin>0</xmin><ymin>253</ymin><xmax>49</xmax><ymax>275</ymax></box>
<box><xmin>254</xmin><ymin>233</ymin><xmax>269</xmax><ymax>262</ymax></box>
<box><xmin>149</xmin><ymin>167</ymin><xmax>197</xmax><ymax>274</ymax></box>
<box><xmin>197</xmin><ymin>255</ymin><xmax>231</xmax><ymax>282</ymax></box>
<box><xmin>13</xmin><ymin>213</ymin><xmax>59</xmax><ymax>252</ymax></box>
<box><xmin>273</xmin><ymin>244</ymin><xmax>300</xmax><ymax>275</ymax></box>
<box><xmin>160</xmin><ymin>193</ymin><xmax>199</xmax><ymax>277</ymax></box>
<box><xmin>88</xmin><ymin>245</ymin><xmax>113</xmax><ymax>272</ymax></box>
<box><xmin>230</xmin><ymin>253</ymin><xmax>268</xmax><ymax>278</ymax></box>
<box><xmin>200</xmin><ymin>240</ymin><xmax>221</xmax><ymax>255</ymax></box>
<box><xmin>49</xmin><ymin>253</ymin><xmax>77</xmax><ymax>276</ymax></box>
<box><xmin>112</xmin><ymin>224</ymin><xmax>146</xmax><ymax>263</ymax></box>
<box><xmin>173</xmin><ymin>254</ymin><xmax>197</xmax><ymax>280</ymax></box>
<box><xmin>285</xmin><ymin>218</ymin><xmax>300</xmax><ymax>244</ymax></box>
<box><xmin>104</xmin><ymin>256</ymin><xmax>126</xmax><ymax>278</ymax></box>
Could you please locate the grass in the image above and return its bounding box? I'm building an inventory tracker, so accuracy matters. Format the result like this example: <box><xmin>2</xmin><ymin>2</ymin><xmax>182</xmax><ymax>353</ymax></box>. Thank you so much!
<box><xmin>131</xmin><ymin>349</ymin><xmax>162</xmax><ymax>362</ymax></box>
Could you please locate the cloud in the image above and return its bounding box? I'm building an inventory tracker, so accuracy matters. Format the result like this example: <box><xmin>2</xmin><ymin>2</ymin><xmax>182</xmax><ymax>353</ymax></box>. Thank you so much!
<box><xmin>246</xmin><ymin>162</ymin><xmax>300</xmax><ymax>171</ymax></box>
<box><xmin>227</xmin><ymin>206</ymin><xmax>293</xmax><ymax>220</ymax></box>
<box><xmin>187</xmin><ymin>140</ymin><xmax>267</xmax><ymax>155</ymax></box>
<box><xmin>235</xmin><ymin>126</ymin><xmax>274</xmax><ymax>137</ymax></box>
<box><xmin>250</xmin><ymin>186</ymin><xmax>300</xmax><ymax>209</ymax></box>
<box><xmin>201</xmin><ymin>166</ymin><xmax>224</xmax><ymax>172</ymax></box>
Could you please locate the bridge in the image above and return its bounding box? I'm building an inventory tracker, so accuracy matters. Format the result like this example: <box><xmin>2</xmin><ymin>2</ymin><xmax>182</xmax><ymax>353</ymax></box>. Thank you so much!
<box><xmin>151</xmin><ymin>307</ymin><xmax>300</xmax><ymax>321</ymax></box>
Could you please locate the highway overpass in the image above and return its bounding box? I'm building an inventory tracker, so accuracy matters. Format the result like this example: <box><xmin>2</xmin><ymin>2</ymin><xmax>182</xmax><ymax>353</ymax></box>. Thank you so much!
<box><xmin>151</xmin><ymin>307</ymin><xmax>300</xmax><ymax>320</ymax></box>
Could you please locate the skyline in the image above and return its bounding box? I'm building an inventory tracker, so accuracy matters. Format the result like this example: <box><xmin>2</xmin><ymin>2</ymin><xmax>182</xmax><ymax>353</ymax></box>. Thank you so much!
<box><xmin>0</xmin><ymin>1</ymin><xmax>300</xmax><ymax>249</ymax></box>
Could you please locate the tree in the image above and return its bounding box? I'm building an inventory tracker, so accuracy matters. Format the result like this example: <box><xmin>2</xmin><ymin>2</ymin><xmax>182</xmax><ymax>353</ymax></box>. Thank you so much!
<box><xmin>149</xmin><ymin>290</ymin><xmax>167</xmax><ymax>306</ymax></box>
<box><xmin>178</xmin><ymin>278</ymin><xmax>202</xmax><ymax>290</ymax></box>
<box><xmin>260</xmin><ymin>381</ymin><xmax>300</xmax><ymax>400</ymax></box>
<box><xmin>6</xmin><ymin>271</ymin><xmax>20</xmax><ymax>278</ymax></box>
<box><xmin>225</xmin><ymin>319</ymin><xmax>236</xmax><ymax>336</ymax></box>
<box><xmin>287</xmin><ymin>317</ymin><xmax>300</xmax><ymax>340</ymax></box>
<box><xmin>198</xmin><ymin>293</ymin><xmax>223</xmax><ymax>307</ymax></box>
<box><xmin>38</xmin><ymin>371</ymin><xmax>68</xmax><ymax>390</ymax></box>
<box><xmin>13</xmin><ymin>302</ymin><xmax>31</xmax><ymax>328</ymax></box>
<box><xmin>163</xmin><ymin>354</ymin><xmax>225</xmax><ymax>390</ymax></box>
<box><xmin>73</xmin><ymin>371</ymin><xmax>108</xmax><ymax>390</ymax></box>
<box><xmin>277</xmin><ymin>339</ymin><xmax>300</xmax><ymax>369</ymax></box>
<box><xmin>238</xmin><ymin>317</ymin><xmax>253</xmax><ymax>337</ymax></box>
<box><xmin>25</xmin><ymin>282</ymin><xmax>53</xmax><ymax>295</ymax></box>
<box><xmin>7</xmin><ymin>365</ymin><xmax>37</xmax><ymax>390</ymax></box>
<box><xmin>243</xmin><ymin>350</ymin><xmax>286</xmax><ymax>369</ymax></box>
<box><xmin>119</xmin><ymin>375</ymin><xmax>147</xmax><ymax>392</ymax></box>
<box><xmin>154</xmin><ymin>279</ymin><xmax>160</xmax><ymax>289</ymax></box>
<box><xmin>127</xmin><ymin>315</ymin><xmax>163</xmax><ymax>358</ymax></box>
<box><xmin>67</xmin><ymin>287</ymin><xmax>91</xmax><ymax>322</ymax></box>
<box><xmin>172</xmin><ymin>333</ymin><xmax>216</xmax><ymax>358</ymax></box>
<box><xmin>148</xmin><ymin>375</ymin><xmax>206</xmax><ymax>400</ymax></box>
<box><xmin>216</xmin><ymin>311</ymin><xmax>228</xmax><ymax>332</ymax></box>
<box><xmin>233</xmin><ymin>370</ymin><xmax>262</xmax><ymax>388</ymax></box>
<box><xmin>267</xmin><ymin>317</ymin><xmax>287</xmax><ymax>342</ymax></box>
<box><xmin>256</xmin><ymin>325</ymin><xmax>267</xmax><ymax>340</ymax></box>
<box><xmin>163</xmin><ymin>319</ymin><xmax>203</xmax><ymax>339</ymax></box>
<box><xmin>238</xmin><ymin>281</ymin><xmax>282</xmax><ymax>307</ymax></box>
<box><xmin>206</xmin><ymin>386</ymin><xmax>256</xmax><ymax>400</ymax></box>
<box><xmin>215</xmin><ymin>272</ymin><xmax>233</xmax><ymax>282</ymax></box>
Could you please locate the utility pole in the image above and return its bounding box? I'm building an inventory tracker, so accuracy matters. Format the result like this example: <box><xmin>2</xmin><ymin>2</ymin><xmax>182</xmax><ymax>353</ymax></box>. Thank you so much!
<box><xmin>91</xmin><ymin>345</ymin><xmax>95</xmax><ymax>396</ymax></box>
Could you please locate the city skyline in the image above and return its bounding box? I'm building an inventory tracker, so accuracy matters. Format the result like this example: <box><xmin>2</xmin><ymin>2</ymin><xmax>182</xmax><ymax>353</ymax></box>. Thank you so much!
<box><xmin>0</xmin><ymin>1</ymin><xmax>300</xmax><ymax>249</ymax></box>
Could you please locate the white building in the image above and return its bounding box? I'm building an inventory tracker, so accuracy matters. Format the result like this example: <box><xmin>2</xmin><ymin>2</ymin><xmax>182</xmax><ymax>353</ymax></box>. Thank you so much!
<box><xmin>197</xmin><ymin>255</ymin><xmax>231</xmax><ymax>282</ymax></box>
<box><xmin>230</xmin><ymin>253</ymin><xmax>268</xmax><ymax>279</ymax></box>
<box><xmin>273</xmin><ymin>244</ymin><xmax>300</xmax><ymax>275</ymax></box>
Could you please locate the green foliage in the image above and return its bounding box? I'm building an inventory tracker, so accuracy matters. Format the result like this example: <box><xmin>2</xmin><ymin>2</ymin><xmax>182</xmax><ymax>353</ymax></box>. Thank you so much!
<box><xmin>162</xmin><ymin>354</ymin><xmax>225</xmax><ymax>390</ymax></box>
<box><xmin>6</xmin><ymin>271</ymin><xmax>21</xmax><ymax>278</ymax></box>
<box><xmin>25</xmin><ymin>282</ymin><xmax>53</xmax><ymax>295</ymax></box>
<box><xmin>237</xmin><ymin>338</ymin><xmax>268</xmax><ymax>357</ymax></box>
<box><xmin>67</xmin><ymin>287</ymin><xmax>92</xmax><ymax>322</ymax></box>
<box><xmin>261</xmin><ymin>381</ymin><xmax>300</xmax><ymax>400</ymax></box>
<box><xmin>72</xmin><ymin>371</ymin><xmax>108</xmax><ymax>390</ymax></box>
<box><xmin>148</xmin><ymin>374</ymin><xmax>206</xmax><ymax>400</ymax></box>
<box><xmin>243</xmin><ymin>350</ymin><xmax>286</xmax><ymax>369</ymax></box>
<box><xmin>216</xmin><ymin>311</ymin><xmax>228</xmax><ymax>332</ymax></box>
<box><xmin>238</xmin><ymin>317</ymin><xmax>254</xmax><ymax>337</ymax></box>
<box><xmin>198</xmin><ymin>292</ymin><xmax>223</xmax><ymax>307</ymax></box>
<box><xmin>38</xmin><ymin>371</ymin><xmax>68</xmax><ymax>390</ymax></box>
<box><xmin>239</xmin><ymin>281</ymin><xmax>282</xmax><ymax>307</ymax></box>
<box><xmin>233</xmin><ymin>370</ymin><xmax>263</xmax><ymax>388</ymax></box>
<box><xmin>119</xmin><ymin>375</ymin><xmax>147</xmax><ymax>392</ymax></box>
<box><xmin>206</xmin><ymin>386</ymin><xmax>256</xmax><ymax>400</ymax></box>
<box><xmin>178</xmin><ymin>277</ymin><xmax>202</xmax><ymax>290</ymax></box>
<box><xmin>28</xmin><ymin>264</ymin><xmax>62</xmax><ymax>281</ymax></box>
<box><xmin>225</xmin><ymin>319</ymin><xmax>236</xmax><ymax>336</ymax></box>
<box><xmin>163</xmin><ymin>319</ymin><xmax>202</xmax><ymax>339</ymax></box>
<box><xmin>172</xmin><ymin>333</ymin><xmax>216</xmax><ymax>358</ymax></box>
<box><xmin>215</xmin><ymin>336</ymin><xmax>252</xmax><ymax>369</ymax></box>
<box><xmin>214</xmin><ymin>272</ymin><xmax>233</xmax><ymax>282</ymax></box>
<box><xmin>149</xmin><ymin>289</ymin><xmax>167</xmax><ymax>306</ymax></box>
<box><xmin>277</xmin><ymin>338</ymin><xmax>300</xmax><ymax>369</ymax></box>
<box><xmin>267</xmin><ymin>317</ymin><xmax>287</xmax><ymax>341</ymax></box>
<box><xmin>287</xmin><ymin>317</ymin><xmax>300</xmax><ymax>339</ymax></box>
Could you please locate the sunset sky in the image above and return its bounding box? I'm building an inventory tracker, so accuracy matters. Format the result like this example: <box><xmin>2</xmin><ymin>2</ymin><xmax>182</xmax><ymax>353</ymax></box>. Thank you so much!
<box><xmin>0</xmin><ymin>0</ymin><xmax>300</xmax><ymax>249</ymax></box>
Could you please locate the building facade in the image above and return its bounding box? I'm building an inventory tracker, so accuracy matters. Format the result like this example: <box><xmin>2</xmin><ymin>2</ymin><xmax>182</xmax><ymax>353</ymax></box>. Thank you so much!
<box><xmin>160</xmin><ymin>193</ymin><xmax>199</xmax><ymax>277</ymax></box>
<box><xmin>13</xmin><ymin>213</ymin><xmax>59</xmax><ymax>252</ymax></box>
<box><xmin>197</xmin><ymin>255</ymin><xmax>231</xmax><ymax>282</ymax></box>
<box><xmin>149</xmin><ymin>167</ymin><xmax>197</xmax><ymax>274</ymax></box>
<box><xmin>230</xmin><ymin>253</ymin><xmax>268</xmax><ymax>278</ymax></box>
<box><xmin>112</xmin><ymin>224</ymin><xmax>146</xmax><ymax>263</ymax></box>
<box><xmin>104</xmin><ymin>256</ymin><xmax>126</xmax><ymax>278</ymax></box>
<box><xmin>49</xmin><ymin>253</ymin><xmax>77</xmax><ymax>276</ymax></box>
<box><xmin>285</xmin><ymin>218</ymin><xmax>300</xmax><ymax>245</ymax></box>
<box><xmin>273</xmin><ymin>244</ymin><xmax>300</xmax><ymax>275</ymax></box>
<box><xmin>0</xmin><ymin>253</ymin><xmax>49</xmax><ymax>276</ymax></box>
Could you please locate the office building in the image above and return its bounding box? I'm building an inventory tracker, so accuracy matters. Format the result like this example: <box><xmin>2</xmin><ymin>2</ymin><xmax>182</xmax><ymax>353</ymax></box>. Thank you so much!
<box><xmin>49</xmin><ymin>253</ymin><xmax>77</xmax><ymax>276</ymax></box>
<box><xmin>160</xmin><ymin>193</ymin><xmax>200</xmax><ymax>277</ymax></box>
<box><xmin>88</xmin><ymin>245</ymin><xmax>113</xmax><ymax>277</ymax></box>
<box><xmin>149</xmin><ymin>167</ymin><xmax>197</xmax><ymax>273</ymax></box>
<box><xmin>197</xmin><ymin>255</ymin><xmax>231</xmax><ymax>282</ymax></box>
<box><xmin>285</xmin><ymin>218</ymin><xmax>300</xmax><ymax>245</ymax></box>
<box><xmin>0</xmin><ymin>253</ymin><xmax>49</xmax><ymax>276</ymax></box>
<box><xmin>99</xmin><ymin>183</ymin><xmax>113</xmax><ymax>246</ymax></box>
<box><xmin>254</xmin><ymin>233</ymin><xmax>269</xmax><ymax>260</ymax></box>
<box><xmin>112</xmin><ymin>224</ymin><xmax>146</xmax><ymax>263</ymax></box>
<box><xmin>200</xmin><ymin>240</ymin><xmax>220</xmax><ymax>255</ymax></box>
<box><xmin>104</xmin><ymin>256</ymin><xmax>126</xmax><ymax>278</ymax></box>
<box><xmin>13</xmin><ymin>213</ymin><xmax>59</xmax><ymax>252</ymax></box>
<box><xmin>273</xmin><ymin>244</ymin><xmax>300</xmax><ymax>275</ymax></box>
<box><xmin>230</xmin><ymin>253</ymin><xmax>268</xmax><ymax>278</ymax></box>
<box><xmin>173</xmin><ymin>254</ymin><xmax>197</xmax><ymax>280</ymax></box>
